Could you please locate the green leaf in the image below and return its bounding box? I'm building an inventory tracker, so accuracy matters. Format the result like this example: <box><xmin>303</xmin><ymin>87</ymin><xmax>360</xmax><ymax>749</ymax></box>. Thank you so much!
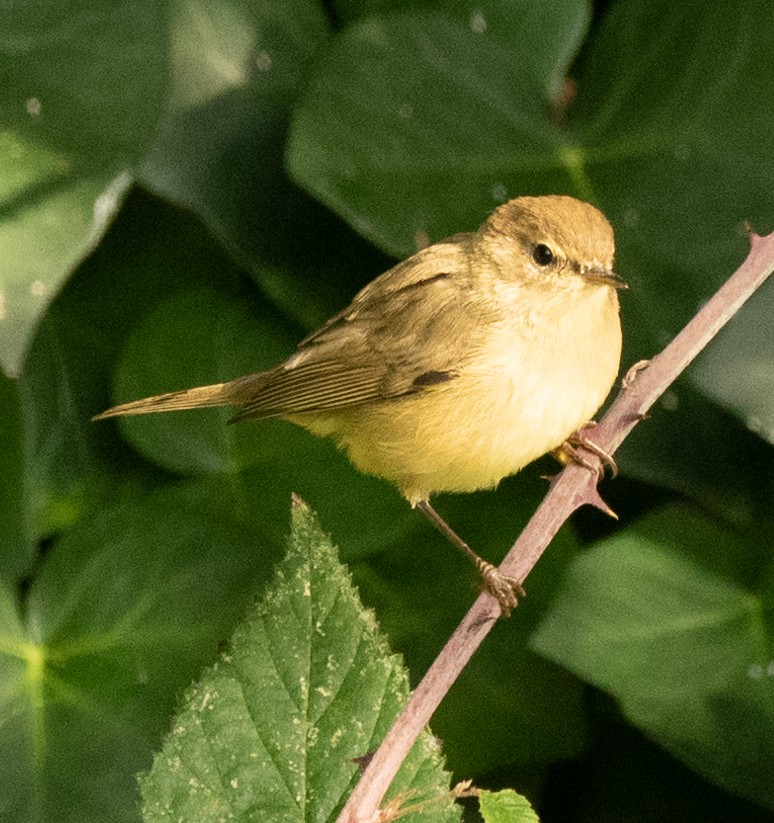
<box><xmin>110</xmin><ymin>288</ymin><xmax>297</xmax><ymax>475</ymax></box>
<box><xmin>478</xmin><ymin>789</ymin><xmax>540</xmax><ymax>823</ymax></box>
<box><xmin>616</xmin><ymin>379</ymin><xmax>774</xmax><ymax>527</ymax></box>
<box><xmin>138</xmin><ymin>0</ymin><xmax>337</xmax><ymax>289</ymax></box>
<box><xmin>332</xmin><ymin>0</ymin><xmax>590</xmax><ymax>105</ymax></box>
<box><xmin>0</xmin><ymin>0</ymin><xmax>332</xmax><ymax>377</ymax></box>
<box><xmin>691</xmin><ymin>276</ymin><xmax>774</xmax><ymax>447</ymax></box>
<box><xmin>0</xmin><ymin>0</ymin><xmax>164</xmax><ymax>375</ymax></box>
<box><xmin>20</xmin><ymin>190</ymin><xmax>250</xmax><ymax>538</ymax></box>
<box><xmin>287</xmin><ymin>7</ymin><xmax>582</xmax><ymax>258</ymax></box>
<box><xmin>0</xmin><ymin>580</ymin><xmax>32</xmax><ymax>823</ymax></box>
<box><xmin>139</xmin><ymin>498</ymin><xmax>460</xmax><ymax>823</ymax></box>
<box><xmin>0</xmin><ymin>372</ymin><xmax>31</xmax><ymax>581</ymax></box>
<box><xmin>531</xmin><ymin>503</ymin><xmax>774</xmax><ymax>810</ymax></box>
<box><xmin>0</xmin><ymin>483</ymin><xmax>278</xmax><ymax>823</ymax></box>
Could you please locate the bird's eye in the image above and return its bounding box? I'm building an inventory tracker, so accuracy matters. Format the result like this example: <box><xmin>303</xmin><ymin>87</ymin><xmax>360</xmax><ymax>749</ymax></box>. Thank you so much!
<box><xmin>532</xmin><ymin>244</ymin><xmax>554</xmax><ymax>266</ymax></box>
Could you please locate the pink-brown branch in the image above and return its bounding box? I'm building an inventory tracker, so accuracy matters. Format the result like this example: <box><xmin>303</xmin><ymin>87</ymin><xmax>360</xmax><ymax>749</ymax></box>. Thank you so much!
<box><xmin>338</xmin><ymin>229</ymin><xmax>774</xmax><ymax>823</ymax></box>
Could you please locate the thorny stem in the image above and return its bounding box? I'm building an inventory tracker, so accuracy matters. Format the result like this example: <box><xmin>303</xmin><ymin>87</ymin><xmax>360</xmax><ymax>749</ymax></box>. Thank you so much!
<box><xmin>336</xmin><ymin>229</ymin><xmax>774</xmax><ymax>823</ymax></box>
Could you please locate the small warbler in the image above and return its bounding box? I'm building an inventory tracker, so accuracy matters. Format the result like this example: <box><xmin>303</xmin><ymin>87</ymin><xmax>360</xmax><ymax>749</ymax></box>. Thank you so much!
<box><xmin>96</xmin><ymin>195</ymin><xmax>625</xmax><ymax>614</ymax></box>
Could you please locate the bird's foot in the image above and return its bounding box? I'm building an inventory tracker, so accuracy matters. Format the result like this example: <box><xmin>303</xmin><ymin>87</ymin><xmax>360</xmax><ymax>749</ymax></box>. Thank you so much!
<box><xmin>475</xmin><ymin>559</ymin><xmax>525</xmax><ymax>617</ymax></box>
<box><xmin>554</xmin><ymin>421</ymin><xmax>618</xmax><ymax>480</ymax></box>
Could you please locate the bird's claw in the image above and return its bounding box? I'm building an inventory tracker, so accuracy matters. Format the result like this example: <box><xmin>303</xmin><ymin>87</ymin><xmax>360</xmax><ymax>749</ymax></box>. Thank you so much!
<box><xmin>476</xmin><ymin>560</ymin><xmax>525</xmax><ymax>617</ymax></box>
<box><xmin>555</xmin><ymin>421</ymin><xmax>618</xmax><ymax>479</ymax></box>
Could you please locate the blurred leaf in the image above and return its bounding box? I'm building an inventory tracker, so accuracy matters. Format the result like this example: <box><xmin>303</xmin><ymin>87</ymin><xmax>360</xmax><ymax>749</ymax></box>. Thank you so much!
<box><xmin>0</xmin><ymin>0</ymin><xmax>342</xmax><ymax>377</ymax></box>
<box><xmin>20</xmin><ymin>190</ymin><xmax>248</xmax><ymax>538</ymax></box>
<box><xmin>139</xmin><ymin>0</ymin><xmax>330</xmax><ymax>276</ymax></box>
<box><xmin>691</xmin><ymin>275</ymin><xmax>774</xmax><ymax>447</ymax></box>
<box><xmin>450</xmin><ymin>0</ymin><xmax>592</xmax><ymax>103</ymax></box>
<box><xmin>0</xmin><ymin>483</ymin><xmax>278</xmax><ymax>823</ymax></box>
<box><xmin>531</xmin><ymin>503</ymin><xmax>774</xmax><ymax>810</ymax></box>
<box><xmin>615</xmin><ymin>379</ymin><xmax>774</xmax><ymax>528</ymax></box>
<box><xmin>110</xmin><ymin>288</ymin><xmax>297</xmax><ymax>474</ymax></box>
<box><xmin>0</xmin><ymin>0</ymin><xmax>164</xmax><ymax>375</ymax></box>
<box><xmin>553</xmin><ymin>715</ymin><xmax>774</xmax><ymax>823</ymax></box>
<box><xmin>478</xmin><ymin>789</ymin><xmax>540</xmax><ymax>823</ymax></box>
<box><xmin>355</xmin><ymin>473</ymin><xmax>588</xmax><ymax>777</ymax></box>
<box><xmin>136</xmin><ymin>0</ymin><xmax>386</xmax><ymax>337</ymax></box>
<box><xmin>0</xmin><ymin>580</ymin><xmax>30</xmax><ymax>821</ymax></box>
<box><xmin>0</xmin><ymin>372</ymin><xmax>31</xmax><ymax>582</ymax></box>
<box><xmin>287</xmin><ymin>8</ymin><xmax>582</xmax><ymax>257</ymax></box>
<box><xmin>332</xmin><ymin>0</ymin><xmax>590</xmax><ymax>105</ymax></box>
<box><xmin>139</xmin><ymin>499</ymin><xmax>460</xmax><ymax>823</ymax></box>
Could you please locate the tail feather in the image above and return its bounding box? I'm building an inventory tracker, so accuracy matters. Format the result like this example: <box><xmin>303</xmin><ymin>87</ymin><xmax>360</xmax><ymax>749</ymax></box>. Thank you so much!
<box><xmin>93</xmin><ymin>382</ymin><xmax>230</xmax><ymax>420</ymax></box>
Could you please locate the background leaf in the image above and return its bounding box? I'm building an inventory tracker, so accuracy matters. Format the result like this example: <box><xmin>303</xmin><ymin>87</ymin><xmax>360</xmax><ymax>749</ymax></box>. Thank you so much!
<box><xmin>0</xmin><ymin>484</ymin><xmax>279</xmax><ymax>823</ymax></box>
<box><xmin>0</xmin><ymin>373</ymin><xmax>30</xmax><ymax>582</ymax></box>
<box><xmin>0</xmin><ymin>0</ymin><xmax>164</xmax><ymax>375</ymax></box>
<box><xmin>531</xmin><ymin>503</ymin><xmax>774</xmax><ymax>810</ymax></box>
<box><xmin>287</xmin><ymin>7</ymin><xmax>577</xmax><ymax>257</ymax></box>
<box><xmin>691</xmin><ymin>276</ymin><xmax>774</xmax><ymax>446</ymax></box>
<box><xmin>138</xmin><ymin>0</ymin><xmax>330</xmax><ymax>277</ymax></box>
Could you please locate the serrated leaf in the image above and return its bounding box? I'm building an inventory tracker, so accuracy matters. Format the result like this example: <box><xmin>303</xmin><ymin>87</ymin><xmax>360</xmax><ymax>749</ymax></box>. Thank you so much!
<box><xmin>531</xmin><ymin>503</ymin><xmax>774</xmax><ymax>810</ymax></box>
<box><xmin>139</xmin><ymin>498</ymin><xmax>460</xmax><ymax>823</ymax></box>
<box><xmin>478</xmin><ymin>789</ymin><xmax>539</xmax><ymax>823</ymax></box>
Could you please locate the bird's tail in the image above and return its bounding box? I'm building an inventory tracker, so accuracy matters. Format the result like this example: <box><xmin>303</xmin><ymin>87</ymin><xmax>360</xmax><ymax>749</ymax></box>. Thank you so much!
<box><xmin>93</xmin><ymin>382</ymin><xmax>233</xmax><ymax>420</ymax></box>
<box><xmin>93</xmin><ymin>370</ymin><xmax>276</xmax><ymax>421</ymax></box>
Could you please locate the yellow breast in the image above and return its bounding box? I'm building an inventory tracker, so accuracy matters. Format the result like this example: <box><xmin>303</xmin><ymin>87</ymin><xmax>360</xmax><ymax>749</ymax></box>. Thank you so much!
<box><xmin>305</xmin><ymin>285</ymin><xmax>621</xmax><ymax>504</ymax></box>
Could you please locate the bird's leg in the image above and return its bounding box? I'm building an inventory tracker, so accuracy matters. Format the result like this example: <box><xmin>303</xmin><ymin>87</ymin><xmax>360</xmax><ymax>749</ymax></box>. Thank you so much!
<box><xmin>553</xmin><ymin>421</ymin><xmax>618</xmax><ymax>479</ymax></box>
<box><xmin>415</xmin><ymin>500</ymin><xmax>524</xmax><ymax>617</ymax></box>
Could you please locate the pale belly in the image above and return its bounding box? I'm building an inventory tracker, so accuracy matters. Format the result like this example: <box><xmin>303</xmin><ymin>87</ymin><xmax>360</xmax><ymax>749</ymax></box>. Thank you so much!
<box><xmin>300</xmin><ymin>288</ymin><xmax>622</xmax><ymax>503</ymax></box>
<box><xmin>343</xmin><ymin>367</ymin><xmax>614</xmax><ymax>501</ymax></box>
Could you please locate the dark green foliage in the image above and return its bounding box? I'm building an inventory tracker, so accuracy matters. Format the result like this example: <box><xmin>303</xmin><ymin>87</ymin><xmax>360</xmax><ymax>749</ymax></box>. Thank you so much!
<box><xmin>2</xmin><ymin>1</ymin><xmax>774</xmax><ymax>821</ymax></box>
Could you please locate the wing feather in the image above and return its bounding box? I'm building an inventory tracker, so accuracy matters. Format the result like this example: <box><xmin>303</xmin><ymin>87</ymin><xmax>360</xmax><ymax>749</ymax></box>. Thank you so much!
<box><xmin>230</xmin><ymin>233</ymin><xmax>492</xmax><ymax>423</ymax></box>
<box><xmin>229</xmin><ymin>361</ymin><xmax>389</xmax><ymax>421</ymax></box>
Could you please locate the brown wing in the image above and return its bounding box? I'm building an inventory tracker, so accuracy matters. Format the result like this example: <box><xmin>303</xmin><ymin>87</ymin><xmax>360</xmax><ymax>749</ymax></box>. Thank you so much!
<box><xmin>229</xmin><ymin>234</ymin><xmax>488</xmax><ymax>422</ymax></box>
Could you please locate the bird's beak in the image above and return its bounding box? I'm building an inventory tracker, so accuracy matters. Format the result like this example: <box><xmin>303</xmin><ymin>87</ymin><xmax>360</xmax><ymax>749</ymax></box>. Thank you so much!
<box><xmin>582</xmin><ymin>268</ymin><xmax>628</xmax><ymax>289</ymax></box>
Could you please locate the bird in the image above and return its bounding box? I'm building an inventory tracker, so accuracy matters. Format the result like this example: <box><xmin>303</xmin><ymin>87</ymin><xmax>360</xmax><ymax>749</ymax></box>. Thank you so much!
<box><xmin>95</xmin><ymin>195</ymin><xmax>625</xmax><ymax>615</ymax></box>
